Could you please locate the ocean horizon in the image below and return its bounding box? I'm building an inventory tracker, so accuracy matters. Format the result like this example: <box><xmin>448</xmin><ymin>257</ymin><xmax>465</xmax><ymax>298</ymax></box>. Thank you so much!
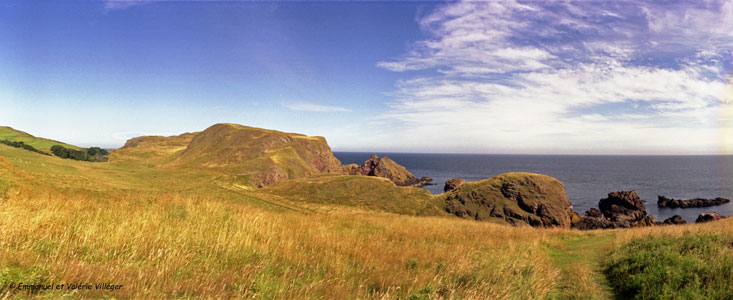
<box><xmin>335</xmin><ymin>152</ymin><xmax>733</xmax><ymax>223</ymax></box>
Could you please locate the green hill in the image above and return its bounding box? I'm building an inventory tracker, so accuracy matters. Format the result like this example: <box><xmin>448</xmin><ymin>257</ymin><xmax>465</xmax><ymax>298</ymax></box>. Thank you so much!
<box><xmin>0</xmin><ymin>126</ymin><xmax>79</xmax><ymax>152</ymax></box>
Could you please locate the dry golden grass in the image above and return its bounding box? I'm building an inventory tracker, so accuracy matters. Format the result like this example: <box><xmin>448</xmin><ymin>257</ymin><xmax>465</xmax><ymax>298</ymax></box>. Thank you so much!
<box><xmin>0</xmin><ymin>185</ymin><xmax>569</xmax><ymax>299</ymax></box>
<box><xmin>3</xmin><ymin>143</ymin><xmax>733</xmax><ymax>299</ymax></box>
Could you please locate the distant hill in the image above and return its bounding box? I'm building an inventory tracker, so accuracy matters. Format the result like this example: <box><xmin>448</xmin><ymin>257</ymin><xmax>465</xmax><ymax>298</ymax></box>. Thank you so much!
<box><xmin>109</xmin><ymin>132</ymin><xmax>197</xmax><ymax>165</ymax></box>
<box><xmin>113</xmin><ymin>123</ymin><xmax>343</xmax><ymax>187</ymax></box>
<box><xmin>0</xmin><ymin>126</ymin><xmax>79</xmax><ymax>152</ymax></box>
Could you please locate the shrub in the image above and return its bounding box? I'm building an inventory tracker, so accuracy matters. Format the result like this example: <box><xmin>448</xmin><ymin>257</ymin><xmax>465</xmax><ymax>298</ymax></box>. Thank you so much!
<box><xmin>50</xmin><ymin>145</ymin><xmax>107</xmax><ymax>162</ymax></box>
<box><xmin>604</xmin><ymin>233</ymin><xmax>733</xmax><ymax>300</ymax></box>
<box><xmin>1</xmin><ymin>140</ymin><xmax>49</xmax><ymax>155</ymax></box>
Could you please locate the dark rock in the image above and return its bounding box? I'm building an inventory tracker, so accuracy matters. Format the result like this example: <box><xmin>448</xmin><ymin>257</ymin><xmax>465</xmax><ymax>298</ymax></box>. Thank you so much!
<box><xmin>413</xmin><ymin>176</ymin><xmax>435</xmax><ymax>187</ymax></box>
<box><xmin>598</xmin><ymin>190</ymin><xmax>647</xmax><ymax>227</ymax></box>
<box><xmin>662</xmin><ymin>215</ymin><xmax>687</xmax><ymax>225</ymax></box>
<box><xmin>585</xmin><ymin>208</ymin><xmax>603</xmax><ymax>218</ymax></box>
<box><xmin>572</xmin><ymin>215</ymin><xmax>613</xmax><ymax>230</ymax></box>
<box><xmin>657</xmin><ymin>195</ymin><xmax>730</xmax><ymax>208</ymax></box>
<box><xmin>443</xmin><ymin>173</ymin><xmax>573</xmax><ymax>228</ymax></box>
<box><xmin>356</xmin><ymin>154</ymin><xmax>419</xmax><ymax>186</ymax></box>
<box><xmin>633</xmin><ymin>215</ymin><xmax>657</xmax><ymax>227</ymax></box>
<box><xmin>444</xmin><ymin>178</ymin><xmax>465</xmax><ymax>192</ymax></box>
<box><xmin>695</xmin><ymin>212</ymin><xmax>725</xmax><ymax>223</ymax></box>
<box><xmin>572</xmin><ymin>190</ymin><xmax>654</xmax><ymax>230</ymax></box>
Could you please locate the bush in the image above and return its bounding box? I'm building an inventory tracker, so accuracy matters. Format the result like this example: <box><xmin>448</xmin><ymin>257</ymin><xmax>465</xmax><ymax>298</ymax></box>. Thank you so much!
<box><xmin>50</xmin><ymin>145</ymin><xmax>108</xmax><ymax>162</ymax></box>
<box><xmin>0</xmin><ymin>140</ymin><xmax>49</xmax><ymax>155</ymax></box>
<box><xmin>604</xmin><ymin>233</ymin><xmax>733</xmax><ymax>300</ymax></box>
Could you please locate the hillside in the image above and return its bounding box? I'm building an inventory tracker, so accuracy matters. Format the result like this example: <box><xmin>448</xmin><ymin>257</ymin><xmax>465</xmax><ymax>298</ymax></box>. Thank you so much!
<box><xmin>109</xmin><ymin>132</ymin><xmax>197</xmax><ymax>165</ymax></box>
<box><xmin>441</xmin><ymin>172</ymin><xmax>574</xmax><ymax>227</ymax></box>
<box><xmin>113</xmin><ymin>123</ymin><xmax>344</xmax><ymax>187</ymax></box>
<box><xmin>0</xmin><ymin>126</ymin><xmax>79</xmax><ymax>152</ymax></box>
<box><xmin>1</xmin><ymin>124</ymin><xmax>732</xmax><ymax>299</ymax></box>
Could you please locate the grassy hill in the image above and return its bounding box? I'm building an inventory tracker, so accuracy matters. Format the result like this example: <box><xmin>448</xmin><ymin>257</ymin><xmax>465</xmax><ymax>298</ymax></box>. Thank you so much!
<box><xmin>112</xmin><ymin>123</ymin><xmax>344</xmax><ymax>188</ymax></box>
<box><xmin>1</xmin><ymin>125</ymin><xmax>732</xmax><ymax>299</ymax></box>
<box><xmin>0</xmin><ymin>126</ymin><xmax>79</xmax><ymax>152</ymax></box>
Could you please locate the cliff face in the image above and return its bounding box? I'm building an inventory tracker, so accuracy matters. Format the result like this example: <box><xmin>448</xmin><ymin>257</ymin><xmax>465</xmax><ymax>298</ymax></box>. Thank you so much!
<box><xmin>168</xmin><ymin>123</ymin><xmax>343</xmax><ymax>187</ymax></box>
<box><xmin>442</xmin><ymin>172</ymin><xmax>574</xmax><ymax>228</ymax></box>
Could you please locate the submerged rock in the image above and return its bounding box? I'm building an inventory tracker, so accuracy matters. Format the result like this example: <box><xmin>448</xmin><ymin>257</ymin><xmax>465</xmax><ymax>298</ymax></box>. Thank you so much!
<box><xmin>695</xmin><ymin>212</ymin><xmax>725</xmax><ymax>223</ymax></box>
<box><xmin>413</xmin><ymin>176</ymin><xmax>434</xmax><ymax>187</ymax></box>
<box><xmin>657</xmin><ymin>195</ymin><xmax>730</xmax><ymax>208</ymax></box>
<box><xmin>442</xmin><ymin>172</ymin><xmax>573</xmax><ymax>228</ymax></box>
<box><xmin>444</xmin><ymin>178</ymin><xmax>465</xmax><ymax>192</ymax></box>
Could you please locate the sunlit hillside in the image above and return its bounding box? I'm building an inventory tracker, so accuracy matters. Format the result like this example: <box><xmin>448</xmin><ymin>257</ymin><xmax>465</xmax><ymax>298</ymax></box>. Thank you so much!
<box><xmin>1</xmin><ymin>127</ymin><xmax>732</xmax><ymax>299</ymax></box>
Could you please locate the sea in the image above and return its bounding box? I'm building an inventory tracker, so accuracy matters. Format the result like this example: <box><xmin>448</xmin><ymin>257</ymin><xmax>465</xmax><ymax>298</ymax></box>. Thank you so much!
<box><xmin>334</xmin><ymin>152</ymin><xmax>733</xmax><ymax>223</ymax></box>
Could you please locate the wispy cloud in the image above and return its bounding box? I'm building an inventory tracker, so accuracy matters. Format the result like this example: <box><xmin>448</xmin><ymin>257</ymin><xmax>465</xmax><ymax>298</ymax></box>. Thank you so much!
<box><xmin>103</xmin><ymin>0</ymin><xmax>153</xmax><ymax>12</ymax></box>
<box><xmin>376</xmin><ymin>0</ymin><xmax>733</xmax><ymax>154</ymax></box>
<box><xmin>282</xmin><ymin>102</ymin><xmax>351</xmax><ymax>113</ymax></box>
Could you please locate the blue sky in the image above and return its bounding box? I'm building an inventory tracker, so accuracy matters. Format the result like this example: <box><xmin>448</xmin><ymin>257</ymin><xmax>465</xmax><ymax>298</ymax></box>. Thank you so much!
<box><xmin>1</xmin><ymin>1</ymin><xmax>732</xmax><ymax>154</ymax></box>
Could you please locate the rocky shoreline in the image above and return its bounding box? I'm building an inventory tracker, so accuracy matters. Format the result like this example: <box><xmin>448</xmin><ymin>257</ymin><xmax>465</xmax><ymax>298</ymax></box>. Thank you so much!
<box><xmin>337</xmin><ymin>153</ymin><xmax>729</xmax><ymax>230</ymax></box>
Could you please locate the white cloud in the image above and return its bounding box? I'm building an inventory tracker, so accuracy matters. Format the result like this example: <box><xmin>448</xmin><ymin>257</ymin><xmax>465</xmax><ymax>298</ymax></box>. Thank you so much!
<box><xmin>374</xmin><ymin>0</ymin><xmax>733</xmax><ymax>154</ymax></box>
<box><xmin>103</xmin><ymin>0</ymin><xmax>153</xmax><ymax>12</ymax></box>
<box><xmin>282</xmin><ymin>102</ymin><xmax>351</xmax><ymax>113</ymax></box>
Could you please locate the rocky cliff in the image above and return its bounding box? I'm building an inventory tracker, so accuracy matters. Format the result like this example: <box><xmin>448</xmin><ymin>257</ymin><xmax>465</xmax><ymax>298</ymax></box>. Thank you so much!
<box><xmin>348</xmin><ymin>154</ymin><xmax>420</xmax><ymax>186</ymax></box>
<box><xmin>442</xmin><ymin>172</ymin><xmax>574</xmax><ymax>228</ymax></box>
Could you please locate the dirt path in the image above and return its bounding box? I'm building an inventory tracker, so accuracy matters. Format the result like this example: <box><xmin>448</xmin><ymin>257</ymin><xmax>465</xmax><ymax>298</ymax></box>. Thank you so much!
<box><xmin>546</xmin><ymin>232</ymin><xmax>617</xmax><ymax>299</ymax></box>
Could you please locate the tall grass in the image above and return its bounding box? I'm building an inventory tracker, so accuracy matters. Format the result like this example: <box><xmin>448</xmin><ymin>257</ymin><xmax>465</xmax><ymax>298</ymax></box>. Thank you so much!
<box><xmin>0</xmin><ymin>188</ymin><xmax>564</xmax><ymax>299</ymax></box>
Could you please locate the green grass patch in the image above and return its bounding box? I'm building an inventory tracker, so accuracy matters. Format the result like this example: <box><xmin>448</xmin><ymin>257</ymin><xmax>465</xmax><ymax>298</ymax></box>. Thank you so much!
<box><xmin>0</xmin><ymin>126</ymin><xmax>79</xmax><ymax>151</ymax></box>
<box><xmin>547</xmin><ymin>233</ymin><xmax>615</xmax><ymax>300</ymax></box>
<box><xmin>604</xmin><ymin>233</ymin><xmax>733</xmax><ymax>300</ymax></box>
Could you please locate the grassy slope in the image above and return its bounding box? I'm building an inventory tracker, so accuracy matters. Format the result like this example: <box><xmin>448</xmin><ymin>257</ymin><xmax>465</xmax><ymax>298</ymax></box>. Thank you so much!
<box><xmin>166</xmin><ymin>123</ymin><xmax>343</xmax><ymax>187</ymax></box>
<box><xmin>258</xmin><ymin>175</ymin><xmax>445</xmax><ymax>216</ymax></box>
<box><xmin>0</xmin><ymin>126</ymin><xmax>79</xmax><ymax>151</ymax></box>
<box><xmin>1</xmin><ymin>141</ymin><xmax>732</xmax><ymax>299</ymax></box>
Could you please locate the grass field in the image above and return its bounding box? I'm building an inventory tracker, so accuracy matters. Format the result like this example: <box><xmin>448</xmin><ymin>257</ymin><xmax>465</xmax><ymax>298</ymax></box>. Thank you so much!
<box><xmin>0</xmin><ymin>127</ymin><xmax>79</xmax><ymax>152</ymax></box>
<box><xmin>1</xmin><ymin>142</ymin><xmax>732</xmax><ymax>299</ymax></box>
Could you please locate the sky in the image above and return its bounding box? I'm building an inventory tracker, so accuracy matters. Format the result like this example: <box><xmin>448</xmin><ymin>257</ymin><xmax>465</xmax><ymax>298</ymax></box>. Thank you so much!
<box><xmin>1</xmin><ymin>0</ymin><xmax>732</xmax><ymax>154</ymax></box>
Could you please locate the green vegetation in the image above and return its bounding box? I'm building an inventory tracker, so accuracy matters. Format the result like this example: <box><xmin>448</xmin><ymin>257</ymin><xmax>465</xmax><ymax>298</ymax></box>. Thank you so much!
<box><xmin>0</xmin><ymin>126</ymin><xmax>78</xmax><ymax>151</ymax></box>
<box><xmin>604</xmin><ymin>233</ymin><xmax>733</xmax><ymax>300</ymax></box>
<box><xmin>0</xmin><ymin>140</ymin><xmax>49</xmax><ymax>155</ymax></box>
<box><xmin>259</xmin><ymin>175</ymin><xmax>444</xmax><ymax>216</ymax></box>
<box><xmin>547</xmin><ymin>233</ymin><xmax>616</xmax><ymax>299</ymax></box>
<box><xmin>50</xmin><ymin>145</ymin><xmax>108</xmax><ymax>162</ymax></box>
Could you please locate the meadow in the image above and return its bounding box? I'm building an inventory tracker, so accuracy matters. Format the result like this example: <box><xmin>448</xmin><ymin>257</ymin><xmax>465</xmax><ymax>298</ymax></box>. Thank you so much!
<box><xmin>0</xmin><ymin>127</ymin><xmax>78</xmax><ymax>152</ymax></box>
<box><xmin>1</xmin><ymin>142</ymin><xmax>732</xmax><ymax>299</ymax></box>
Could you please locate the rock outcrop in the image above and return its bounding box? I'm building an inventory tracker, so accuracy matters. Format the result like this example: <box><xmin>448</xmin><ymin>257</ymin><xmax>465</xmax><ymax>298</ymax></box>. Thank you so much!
<box><xmin>663</xmin><ymin>215</ymin><xmax>687</xmax><ymax>225</ymax></box>
<box><xmin>442</xmin><ymin>173</ymin><xmax>573</xmax><ymax>228</ymax></box>
<box><xmin>415</xmin><ymin>176</ymin><xmax>434</xmax><ymax>187</ymax></box>
<box><xmin>354</xmin><ymin>154</ymin><xmax>419</xmax><ymax>186</ymax></box>
<box><xmin>598</xmin><ymin>190</ymin><xmax>648</xmax><ymax>227</ymax></box>
<box><xmin>657</xmin><ymin>196</ymin><xmax>730</xmax><ymax>208</ymax></box>
<box><xmin>444</xmin><ymin>178</ymin><xmax>465</xmax><ymax>192</ymax></box>
<box><xmin>695</xmin><ymin>212</ymin><xmax>725</xmax><ymax>223</ymax></box>
<box><xmin>572</xmin><ymin>190</ymin><xmax>652</xmax><ymax>230</ymax></box>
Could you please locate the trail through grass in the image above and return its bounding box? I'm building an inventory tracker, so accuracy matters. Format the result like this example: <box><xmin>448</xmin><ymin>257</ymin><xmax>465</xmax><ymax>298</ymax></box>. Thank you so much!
<box><xmin>546</xmin><ymin>232</ymin><xmax>616</xmax><ymax>300</ymax></box>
